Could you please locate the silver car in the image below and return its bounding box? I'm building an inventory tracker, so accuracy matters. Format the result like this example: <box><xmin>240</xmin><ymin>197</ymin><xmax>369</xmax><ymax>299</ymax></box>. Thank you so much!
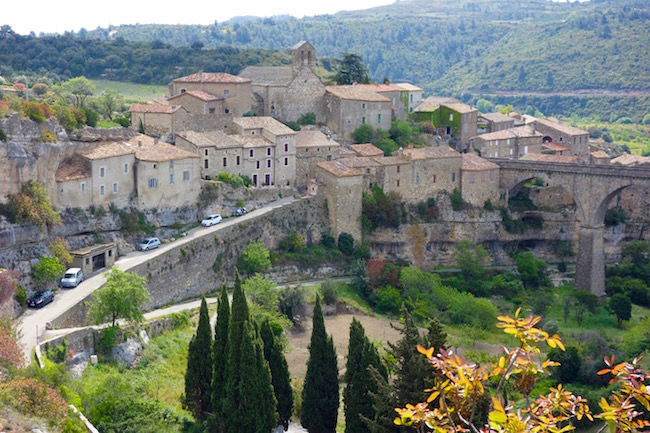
<box><xmin>138</xmin><ymin>237</ymin><xmax>161</xmax><ymax>251</ymax></box>
<box><xmin>61</xmin><ymin>268</ymin><xmax>84</xmax><ymax>288</ymax></box>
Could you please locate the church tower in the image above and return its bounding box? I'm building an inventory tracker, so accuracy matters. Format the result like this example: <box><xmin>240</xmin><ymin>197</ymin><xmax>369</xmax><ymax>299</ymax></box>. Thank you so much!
<box><xmin>292</xmin><ymin>41</ymin><xmax>316</xmax><ymax>73</ymax></box>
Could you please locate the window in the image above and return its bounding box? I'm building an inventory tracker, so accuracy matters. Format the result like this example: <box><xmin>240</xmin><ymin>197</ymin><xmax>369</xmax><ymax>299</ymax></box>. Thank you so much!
<box><xmin>123</xmin><ymin>163</ymin><xmax>129</xmax><ymax>173</ymax></box>
<box><xmin>85</xmin><ymin>258</ymin><xmax>89</xmax><ymax>265</ymax></box>
<box><xmin>223</xmin><ymin>157</ymin><xmax>227</xmax><ymax>167</ymax></box>
<box><xmin>265</xmin><ymin>174</ymin><xmax>270</xmax><ymax>186</ymax></box>
<box><xmin>452</xmin><ymin>172</ymin><xmax>456</xmax><ymax>182</ymax></box>
<box><xmin>209</xmin><ymin>107</ymin><xmax>216</xmax><ymax>114</ymax></box>
<box><xmin>250</xmin><ymin>149</ymin><xmax>254</xmax><ymax>158</ymax></box>
<box><xmin>204</xmin><ymin>159</ymin><xmax>209</xmax><ymax>169</ymax></box>
<box><xmin>470</xmin><ymin>173</ymin><xmax>475</xmax><ymax>183</ymax></box>
<box><xmin>225</xmin><ymin>108</ymin><xmax>230</xmax><ymax>114</ymax></box>
<box><xmin>361</xmin><ymin>103</ymin><xmax>366</xmax><ymax>109</ymax></box>
<box><xmin>284</xmin><ymin>143</ymin><xmax>288</xmax><ymax>152</ymax></box>
<box><xmin>397</xmin><ymin>165</ymin><xmax>400</xmax><ymax>173</ymax></box>
<box><xmin>433</xmin><ymin>175</ymin><xmax>437</xmax><ymax>183</ymax></box>
<box><xmin>361</xmin><ymin>117</ymin><xmax>366</xmax><ymax>124</ymax></box>
<box><xmin>112</xmin><ymin>182</ymin><xmax>118</xmax><ymax>193</ymax></box>
<box><xmin>416</xmin><ymin>175</ymin><xmax>419</xmax><ymax>184</ymax></box>
<box><xmin>80</xmin><ymin>182</ymin><xmax>85</xmax><ymax>192</ymax></box>
<box><xmin>237</xmin><ymin>156</ymin><xmax>240</xmax><ymax>165</ymax></box>
<box><xmin>108</xmin><ymin>250</ymin><xmax>112</xmax><ymax>257</ymax></box>
<box><xmin>180</xmin><ymin>88</ymin><xmax>186</xmax><ymax>93</ymax></box>
<box><xmin>396</xmin><ymin>179</ymin><xmax>400</xmax><ymax>187</ymax></box>
<box><xmin>284</xmin><ymin>157</ymin><xmax>288</xmax><ymax>166</ymax></box>
<box><xmin>100</xmin><ymin>184</ymin><xmax>105</xmax><ymax>196</ymax></box>
<box><xmin>392</xmin><ymin>97</ymin><xmax>396</xmax><ymax>106</ymax></box>
<box><xmin>183</xmin><ymin>171</ymin><xmax>190</xmax><ymax>181</ymax></box>
<box><xmin>100</xmin><ymin>167</ymin><xmax>105</xmax><ymax>178</ymax></box>
<box><xmin>153</xmin><ymin>163</ymin><xmax>158</xmax><ymax>170</ymax></box>
<box><xmin>377</xmin><ymin>114</ymin><xmax>382</xmax><ymax>124</ymax></box>
<box><xmin>169</xmin><ymin>160</ymin><xmax>174</xmax><ymax>169</ymax></box>
<box><xmin>170</xmin><ymin>174</ymin><xmax>174</xmax><ymax>184</ymax></box>
<box><xmin>204</xmin><ymin>149</ymin><xmax>209</xmax><ymax>156</ymax></box>
<box><xmin>490</xmin><ymin>171</ymin><xmax>494</xmax><ymax>180</ymax></box>
<box><xmin>267</xmin><ymin>160</ymin><xmax>271</xmax><ymax>168</ymax></box>
<box><xmin>224</xmin><ymin>89</ymin><xmax>230</xmax><ymax>96</ymax></box>
<box><xmin>267</xmin><ymin>148</ymin><xmax>271</xmax><ymax>156</ymax></box>
<box><xmin>149</xmin><ymin>178</ymin><xmax>158</xmax><ymax>189</ymax></box>
<box><xmin>253</xmin><ymin>174</ymin><xmax>258</xmax><ymax>186</ymax></box>
<box><xmin>524</xmin><ymin>146</ymin><xmax>529</xmax><ymax>154</ymax></box>
<box><xmin>507</xmin><ymin>139</ymin><xmax>510</xmax><ymax>145</ymax></box>
<box><xmin>510</xmin><ymin>148</ymin><xmax>513</xmax><ymax>155</ymax></box>
<box><xmin>449</xmin><ymin>113</ymin><xmax>454</xmax><ymax>121</ymax></box>
<box><xmin>326</xmin><ymin>155</ymin><xmax>332</xmax><ymax>161</ymax></box>
<box><xmin>481</xmin><ymin>172</ymin><xmax>486</xmax><ymax>182</ymax></box>
<box><xmin>256</xmin><ymin>161</ymin><xmax>260</xmax><ymax>170</ymax></box>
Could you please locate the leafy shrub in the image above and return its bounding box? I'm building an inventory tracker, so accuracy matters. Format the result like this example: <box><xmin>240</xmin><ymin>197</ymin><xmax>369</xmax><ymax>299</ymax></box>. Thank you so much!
<box><xmin>217</xmin><ymin>172</ymin><xmax>245</xmax><ymax>188</ymax></box>
<box><xmin>278</xmin><ymin>285</ymin><xmax>306</xmax><ymax>325</ymax></box>
<box><xmin>0</xmin><ymin>377</ymin><xmax>68</xmax><ymax>421</ymax></box>
<box><xmin>508</xmin><ymin>192</ymin><xmax>536</xmax><ymax>211</ymax></box>
<box><xmin>337</xmin><ymin>232</ymin><xmax>354</xmax><ymax>256</ymax></box>
<box><xmin>81</xmin><ymin>107</ymin><xmax>99</xmax><ymax>127</ymax></box>
<box><xmin>279</xmin><ymin>232</ymin><xmax>304</xmax><ymax>253</ymax></box>
<box><xmin>4</xmin><ymin>180</ymin><xmax>60</xmax><ymax>227</ymax></box>
<box><xmin>237</xmin><ymin>239</ymin><xmax>271</xmax><ymax>275</ymax></box>
<box><xmin>375</xmin><ymin>285</ymin><xmax>402</xmax><ymax>315</ymax></box>
<box><xmin>114</xmin><ymin>116</ymin><xmax>131</xmax><ymax>127</ymax></box>
<box><xmin>320</xmin><ymin>279</ymin><xmax>338</xmax><ymax>305</ymax></box>
<box><xmin>352</xmin><ymin>124</ymin><xmax>374</xmax><ymax>143</ymax></box>
<box><xmin>0</xmin><ymin>128</ymin><xmax>6</xmax><ymax>142</ymax></box>
<box><xmin>500</xmin><ymin>208</ymin><xmax>525</xmax><ymax>233</ymax></box>
<box><xmin>604</xmin><ymin>207</ymin><xmax>627</xmax><ymax>227</ymax></box>
<box><xmin>297</xmin><ymin>112</ymin><xmax>316</xmax><ymax>125</ymax></box>
<box><xmin>450</xmin><ymin>188</ymin><xmax>463</xmax><ymax>211</ymax></box>
<box><xmin>321</xmin><ymin>232</ymin><xmax>336</xmax><ymax>249</ymax></box>
<box><xmin>548</xmin><ymin>346</ymin><xmax>582</xmax><ymax>383</ymax></box>
<box><xmin>362</xmin><ymin>185</ymin><xmax>401</xmax><ymax>231</ymax></box>
<box><xmin>624</xmin><ymin>278</ymin><xmax>649</xmax><ymax>306</ymax></box>
<box><xmin>483</xmin><ymin>199</ymin><xmax>494</xmax><ymax>211</ymax></box>
<box><xmin>15</xmin><ymin>285</ymin><xmax>27</xmax><ymax>306</ymax></box>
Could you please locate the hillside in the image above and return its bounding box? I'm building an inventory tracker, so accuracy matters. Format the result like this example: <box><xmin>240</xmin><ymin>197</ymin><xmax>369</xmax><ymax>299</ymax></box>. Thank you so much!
<box><xmin>80</xmin><ymin>0</ymin><xmax>650</xmax><ymax>94</ymax></box>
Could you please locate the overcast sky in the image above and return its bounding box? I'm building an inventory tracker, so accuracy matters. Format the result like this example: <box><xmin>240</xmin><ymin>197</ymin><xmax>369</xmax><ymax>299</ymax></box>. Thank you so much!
<box><xmin>5</xmin><ymin>0</ymin><xmax>395</xmax><ymax>35</ymax></box>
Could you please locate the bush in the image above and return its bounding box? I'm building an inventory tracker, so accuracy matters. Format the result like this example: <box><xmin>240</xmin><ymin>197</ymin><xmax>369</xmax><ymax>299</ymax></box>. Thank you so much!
<box><xmin>0</xmin><ymin>128</ymin><xmax>6</xmax><ymax>142</ymax></box>
<box><xmin>352</xmin><ymin>124</ymin><xmax>374</xmax><ymax>143</ymax></box>
<box><xmin>279</xmin><ymin>232</ymin><xmax>304</xmax><ymax>253</ymax></box>
<box><xmin>320</xmin><ymin>279</ymin><xmax>338</xmax><ymax>305</ymax></box>
<box><xmin>375</xmin><ymin>285</ymin><xmax>402</xmax><ymax>315</ymax></box>
<box><xmin>338</xmin><ymin>233</ymin><xmax>355</xmax><ymax>256</ymax></box>
<box><xmin>114</xmin><ymin>116</ymin><xmax>131</xmax><ymax>127</ymax></box>
<box><xmin>278</xmin><ymin>285</ymin><xmax>306</xmax><ymax>325</ymax></box>
<box><xmin>81</xmin><ymin>107</ymin><xmax>99</xmax><ymax>127</ymax></box>
<box><xmin>217</xmin><ymin>173</ymin><xmax>245</xmax><ymax>188</ymax></box>
<box><xmin>605</xmin><ymin>207</ymin><xmax>627</xmax><ymax>227</ymax></box>
<box><xmin>321</xmin><ymin>232</ymin><xmax>336</xmax><ymax>249</ymax></box>
<box><xmin>237</xmin><ymin>239</ymin><xmax>271</xmax><ymax>275</ymax></box>
<box><xmin>450</xmin><ymin>188</ymin><xmax>463</xmax><ymax>211</ymax></box>
<box><xmin>297</xmin><ymin>112</ymin><xmax>316</xmax><ymax>125</ymax></box>
<box><xmin>15</xmin><ymin>285</ymin><xmax>27</xmax><ymax>306</ymax></box>
<box><xmin>548</xmin><ymin>346</ymin><xmax>582</xmax><ymax>383</ymax></box>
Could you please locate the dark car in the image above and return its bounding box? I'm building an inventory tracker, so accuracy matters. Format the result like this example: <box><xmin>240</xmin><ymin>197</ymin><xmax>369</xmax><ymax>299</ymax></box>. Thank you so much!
<box><xmin>235</xmin><ymin>207</ymin><xmax>248</xmax><ymax>217</ymax></box>
<box><xmin>27</xmin><ymin>290</ymin><xmax>54</xmax><ymax>308</ymax></box>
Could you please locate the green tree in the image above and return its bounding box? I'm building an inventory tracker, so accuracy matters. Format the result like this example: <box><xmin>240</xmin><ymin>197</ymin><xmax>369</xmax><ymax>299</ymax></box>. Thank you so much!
<box><xmin>338</xmin><ymin>233</ymin><xmax>355</xmax><ymax>256</ymax></box>
<box><xmin>183</xmin><ymin>296</ymin><xmax>212</xmax><ymax>421</ymax></box>
<box><xmin>243</xmin><ymin>274</ymin><xmax>278</xmax><ymax>312</ymax></box>
<box><xmin>350</xmin><ymin>259</ymin><xmax>370</xmax><ymax>301</ymax></box>
<box><xmin>32</xmin><ymin>255</ymin><xmax>65</xmax><ymax>290</ymax></box>
<box><xmin>49</xmin><ymin>237</ymin><xmax>72</xmax><ymax>268</ymax></box>
<box><xmin>515</xmin><ymin>251</ymin><xmax>548</xmax><ymax>289</ymax></box>
<box><xmin>301</xmin><ymin>296</ymin><xmax>339</xmax><ymax>433</ymax></box>
<box><xmin>212</xmin><ymin>284</ymin><xmax>230</xmax><ymax>428</ymax></box>
<box><xmin>261</xmin><ymin>319</ymin><xmax>293</xmax><ymax>430</ymax></box>
<box><xmin>237</xmin><ymin>240</ymin><xmax>271</xmax><ymax>276</ymax></box>
<box><xmin>97</xmin><ymin>89</ymin><xmax>121</xmax><ymax>120</ymax></box>
<box><xmin>352</xmin><ymin>124</ymin><xmax>374</xmax><ymax>143</ymax></box>
<box><xmin>572</xmin><ymin>290</ymin><xmax>599</xmax><ymax>326</ymax></box>
<box><xmin>62</xmin><ymin>76</ymin><xmax>95</xmax><ymax>107</ymax></box>
<box><xmin>453</xmin><ymin>240</ymin><xmax>489</xmax><ymax>294</ymax></box>
<box><xmin>335</xmin><ymin>52</ymin><xmax>369</xmax><ymax>85</ymax></box>
<box><xmin>344</xmin><ymin>318</ymin><xmax>388</xmax><ymax>433</ymax></box>
<box><xmin>609</xmin><ymin>293</ymin><xmax>632</xmax><ymax>326</ymax></box>
<box><xmin>87</xmin><ymin>266</ymin><xmax>150</xmax><ymax>328</ymax></box>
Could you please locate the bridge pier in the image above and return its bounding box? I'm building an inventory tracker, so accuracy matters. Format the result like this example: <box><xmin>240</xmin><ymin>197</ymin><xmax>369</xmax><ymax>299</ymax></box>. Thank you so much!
<box><xmin>575</xmin><ymin>224</ymin><xmax>606</xmax><ymax>298</ymax></box>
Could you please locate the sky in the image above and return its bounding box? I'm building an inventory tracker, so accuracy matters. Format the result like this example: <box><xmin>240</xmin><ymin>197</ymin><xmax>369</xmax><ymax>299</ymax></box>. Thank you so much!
<box><xmin>5</xmin><ymin>0</ymin><xmax>395</xmax><ymax>35</ymax></box>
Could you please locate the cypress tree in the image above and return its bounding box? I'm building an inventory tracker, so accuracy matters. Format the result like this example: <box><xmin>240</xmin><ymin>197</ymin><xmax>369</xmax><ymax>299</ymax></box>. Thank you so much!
<box><xmin>256</xmin><ymin>326</ymin><xmax>279</xmax><ymax>433</ymax></box>
<box><xmin>261</xmin><ymin>320</ymin><xmax>293</xmax><ymax>431</ymax></box>
<box><xmin>231</xmin><ymin>321</ymin><xmax>265</xmax><ymax>432</ymax></box>
<box><xmin>225</xmin><ymin>271</ymin><xmax>250</xmax><ymax>432</ymax></box>
<box><xmin>212</xmin><ymin>284</ymin><xmax>230</xmax><ymax>429</ymax></box>
<box><xmin>361</xmin><ymin>365</ymin><xmax>399</xmax><ymax>433</ymax></box>
<box><xmin>184</xmin><ymin>296</ymin><xmax>213</xmax><ymax>421</ymax></box>
<box><xmin>344</xmin><ymin>318</ymin><xmax>388</xmax><ymax>433</ymax></box>
<box><xmin>301</xmin><ymin>296</ymin><xmax>339</xmax><ymax>433</ymax></box>
<box><xmin>424</xmin><ymin>317</ymin><xmax>448</xmax><ymax>353</ymax></box>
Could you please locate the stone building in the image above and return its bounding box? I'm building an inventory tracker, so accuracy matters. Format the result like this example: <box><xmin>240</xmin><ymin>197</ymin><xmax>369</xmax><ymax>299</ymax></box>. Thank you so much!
<box><xmin>460</xmin><ymin>153</ymin><xmax>500</xmax><ymax>207</ymax></box>
<box><xmin>239</xmin><ymin>41</ymin><xmax>327</xmax><ymax>123</ymax></box>
<box><xmin>167</xmin><ymin>72</ymin><xmax>252</xmax><ymax>117</ymax></box>
<box><xmin>175</xmin><ymin>130</ymin><xmax>241</xmax><ymax>179</ymax></box>
<box><xmin>128</xmin><ymin>104</ymin><xmax>188</xmax><ymax>136</ymax></box>
<box><xmin>532</xmin><ymin>118</ymin><xmax>590</xmax><ymax>162</ymax></box>
<box><xmin>478</xmin><ymin>112</ymin><xmax>515</xmax><ymax>133</ymax></box>
<box><xmin>470</xmin><ymin>125</ymin><xmax>542</xmax><ymax>159</ymax></box>
<box><xmin>167</xmin><ymin>90</ymin><xmax>224</xmax><ymax>115</ymax></box>
<box><xmin>590</xmin><ymin>150</ymin><xmax>610</xmax><ymax>165</ymax></box>
<box><xmin>129</xmin><ymin>135</ymin><xmax>201</xmax><ymax>209</ymax></box>
<box><xmin>350</xmin><ymin>143</ymin><xmax>384</xmax><ymax>158</ymax></box>
<box><xmin>335</xmin><ymin>156</ymin><xmax>384</xmax><ymax>192</ymax></box>
<box><xmin>55</xmin><ymin>142</ymin><xmax>136</xmax><ymax>209</ymax></box>
<box><xmin>316</xmin><ymin>160</ymin><xmax>364</xmax><ymax>243</ymax></box>
<box><xmin>355</xmin><ymin>83</ymin><xmax>423</xmax><ymax>120</ymax></box>
<box><xmin>295</xmin><ymin>130</ymin><xmax>341</xmax><ymax>190</ymax></box>
<box><xmin>324</xmin><ymin>85</ymin><xmax>392</xmax><ymax>139</ymax></box>
<box><xmin>412</xmin><ymin>97</ymin><xmax>478</xmax><ymax>151</ymax></box>
<box><xmin>399</xmin><ymin>146</ymin><xmax>463</xmax><ymax>203</ymax></box>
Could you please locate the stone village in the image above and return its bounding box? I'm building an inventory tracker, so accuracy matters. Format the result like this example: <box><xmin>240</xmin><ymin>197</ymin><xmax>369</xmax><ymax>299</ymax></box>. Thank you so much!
<box><xmin>2</xmin><ymin>41</ymin><xmax>650</xmax><ymax>303</ymax></box>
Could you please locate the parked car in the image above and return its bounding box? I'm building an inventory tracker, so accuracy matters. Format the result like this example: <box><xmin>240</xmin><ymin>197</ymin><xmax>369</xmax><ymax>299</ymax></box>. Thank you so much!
<box><xmin>235</xmin><ymin>207</ymin><xmax>248</xmax><ymax>217</ymax></box>
<box><xmin>60</xmin><ymin>268</ymin><xmax>84</xmax><ymax>288</ymax></box>
<box><xmin>138</xmin><ymin>237</ymin><xmax>161</xmax><ymax>251</ymax></box>
<box><xmin>27</xmin><ymin>290</ymin><xmax>54</xmax><ymax>308</ymax></box>
<box><xmin>201</xmin><ymin>214</ymin><xmax>223</xmax><ymax>227</ymax></box>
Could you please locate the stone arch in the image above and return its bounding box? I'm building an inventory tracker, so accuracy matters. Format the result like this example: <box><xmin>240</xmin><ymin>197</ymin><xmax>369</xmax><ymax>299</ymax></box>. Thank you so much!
<box><xmin>594</xmin><ymin>185</ymin><xmax>630</xmax><ymax>226</ymax></box>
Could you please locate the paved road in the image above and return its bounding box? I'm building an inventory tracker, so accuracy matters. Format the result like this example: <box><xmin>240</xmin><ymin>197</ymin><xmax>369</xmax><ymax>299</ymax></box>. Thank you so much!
<box><xmin>19</xmin><ymin>196</ymin><xmax>297</xmax><ymax>363</ymax></box>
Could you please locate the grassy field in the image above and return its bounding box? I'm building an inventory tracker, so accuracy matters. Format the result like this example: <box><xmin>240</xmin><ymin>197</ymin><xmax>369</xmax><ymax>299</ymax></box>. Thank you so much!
<box><xmin>570</xmin><ymin>118</ymin><xmax>650</xmax><ymax>155</ymax></box>
<box><xmin>91</xmin><ymin>79</ymin><xmax>167</xmax><ymax>102</ymax></box>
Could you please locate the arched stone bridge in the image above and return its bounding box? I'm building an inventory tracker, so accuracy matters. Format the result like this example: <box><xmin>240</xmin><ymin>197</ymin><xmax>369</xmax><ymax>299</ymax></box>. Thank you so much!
<box><xmin>495</xmin><ymin>159</ymin><xmax>650</xmax><ymax>298</ymax></box>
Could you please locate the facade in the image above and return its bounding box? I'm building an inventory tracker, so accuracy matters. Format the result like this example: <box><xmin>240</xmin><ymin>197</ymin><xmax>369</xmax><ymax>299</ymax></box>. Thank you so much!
<box><xmin>295</xmin><ymin>130</ymin><xmax>341</xmax><ymax>189</ymax></box>
<box><xmin>167</xmin><ymin>72</ymin><xmax>252</xmax><ymax>117</ymax></box>
<box><xmin>239</xmin><ymin>41</ymin><xmax>327</xmax><ymax>123</ymax></box>
<box><xmin>460</xmin><ymin>153</ymin><xmax>500</xmax><ymax>207</ymax></box>
<box><xmin>479</xmin><ymin>112</ymin><xmax>515</xmax><ymax>133</ymax></box>
<box><xmin>324</xmin><ymin>85</ymin><xmax>392</xmax><ymax>139</ymax></box>
<box><xmin>470</xmin><ymin>125</ymin><xmax>543</xmax><ymax>159</ymax></box>
<box><xmin>399</xmin><ymin>146</ymin><xmax>463</xmax><ymax>203</ymax></box>
<box><xmin>129</xmin><ymin>104</ymin><xmax>188</xmax><ymax>136</ymax></box>
<box><xmin>590</xmin><ymin>150</ymin><xmax>610</xmax><ymax>165</ymax></box>
<box><xmin>532</xmin><ymin>118</ymin><xmax>590</xmax><ymax>162</ymax></box>
<box><xmin>71</xmin><ymin>242</ymin><xmax>117</xmax><ymax>277</ymax></box>
<box><xmin>175</xmin><ymin>130</ymin><xmax>241</xmax><ymax>179</ymax></box>
<box><xmin>55</xmin><ymin>143</ymin><xmax>136</xmax><ymax>209</ymax></box>
<box><xmin>412</xmin><ymin>97</ymin><xmax>478</xmax><ymax>151</ymax></box>
<box><xmin>167</xmin><ymin>91</ymin><xmax>224</xmax><ymax>115</ymax></box>
<box><xmin>129</xmin><ymin>135</ymin><xmax>201</xmax><ymax>209</ymax></box>
<box><xmin>355</xmin><ymin>83</ymin><xmax>423</xmax><ymax>120</ymax></box>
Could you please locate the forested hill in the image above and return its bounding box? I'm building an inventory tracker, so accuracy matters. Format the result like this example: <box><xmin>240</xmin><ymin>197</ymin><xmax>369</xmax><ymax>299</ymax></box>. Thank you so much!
<box><xmin>78</xmin><ymin>0</ymin><xmax>650</xmax><ymax>94</ymax></box>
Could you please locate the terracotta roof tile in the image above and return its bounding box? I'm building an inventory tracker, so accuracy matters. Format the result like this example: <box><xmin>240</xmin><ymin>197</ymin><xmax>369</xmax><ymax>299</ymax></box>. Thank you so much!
<box><xmin>129</xmin><ymin>103</ymin><xmax>182</xmax><ymax>114</ymax></box>
<box><xmin>233</xmin><ymin>116</ymin><xmax>297</xmax><ymax>136</ymax></box>
<box><xmin>374</xmin><ymin>156</ymin><xmax>406</xmax><ymax>166</ymax></box>
<box><xmin>296</xmin><ymin>131</ymin><xmax>340</xmax><ymax>148</ymax></box>
<box><xmin>172</xmin><ymin>72</ymin><xmax>251</xmax><ymax>84</ymax></box>
<box><xmin>543</xmin><ymin>142</ymin><xmax>571</xmax><ymax>152</ymax></box>
<box><xmin>535</xmin><ymin>118</ymin><xmax>589</xmax><ymax>136</ymax></box>
<box><xmin>325</xmin><ymin>85</ymin><xmax>391</xmax><ymax>102</ymax></box>
<box><xmin>178</xmin><ymin>130</ymin><xmax>240</xmax><ymax>149</ymax></box>
<box><xmin>336</xmin><ymin>147</ymin><xmax>357</xmax><ymax>157</ymax></box>
<box><xmin>337</xmin><ymin>157</ymin><xmax>383</xmax><ymax>168</ymax></box>
<box><xmin>168</xmin><ymin>90</ymin><xmax>223</xmax><ymax>102</ymax></box>
<box><xmin>356</xmin><ymin>83</ymin><xmax>406</xmax><ymax>93</ymax></box>
<box><xmin>126</xmin><ymin>135</ymin><xmax>200</xmax><ymax>162</ymax></box>
<box><xmin>611</xmin><ymin>154</ymin><xmax>650</xmax><ymax>166</ymax></box>
<box><xmin>480</xmin><ymin>112</ymin><xmax>513</xmax><ymax>123</ymax></box>
<box><xmin>402</xmin><ymin>146</ymin><xmax>461</xmax><ymax>160</ymax></box>
<box><xmin>351</xmin><ymin>143</ymin><xmax>384</xmax><ymax>157</ymax></box>
<box><xmin>317</xmin><ymin>160</ymin><xmax>363</xmax><ymax>177</ymax></box>
<box><xmin>233</xmin><ymin>135</ymin><xmax>273</xmax><ymax>148</ymax></box>
<box><xmin>79</xmin><ymin>142</ymin><xmax>136</xmax><ymax>160</ymax></box>
<box><xmin>519</xmin><ymin>154</ymin><xmax>581</xmax><ymax>163</ymax></box>
<box><xmin>462</xmin><ymin>153</ymin><xmax>500</xmax><ymax>171</ymax></box>
<box><xmin>590</xmin><ymin>150</ymin><xmax>610</xmax><ymax>159</ymax></box>
<box><xmin>444</xmin><ymin>102</ymin><xmax>478</xmax><ymax>114</ymax></box>
<box><xmin>55</xmin><ymin>155</ymin><xmax>91</xmax><ymax>182</ymax></box>
<box><xmin>393</xmin><ymin>83</ymin><xmax>422</xmax><ymax>92</ymax></box>
<box><xmin>413</xmin><ymin>96</ymin><xmax>458</xmax><ymax>112</ymax></box>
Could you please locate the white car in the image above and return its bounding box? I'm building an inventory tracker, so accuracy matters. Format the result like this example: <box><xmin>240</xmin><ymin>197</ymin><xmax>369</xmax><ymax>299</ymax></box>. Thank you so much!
<box><xmin>201</xmin><ymin>214</ymin><xmax>222</xmax><ymax>227</ymax></box>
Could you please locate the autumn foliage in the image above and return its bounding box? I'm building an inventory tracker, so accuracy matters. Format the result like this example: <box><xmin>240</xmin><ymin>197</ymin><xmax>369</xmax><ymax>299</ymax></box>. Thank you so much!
<box><xmin>394</xmin><ymin>308</ymin><xmax>650</xmax><ymax>433</ymax></box>
<box><xmin>0</xmin><ymin>377</ymin><xmax>68</xmax><ymax>420</ymax></box>
<box><xmin>0</xmin><ymin>315</ymin><xmax>24</xmax><ymax>369</ymax></box>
